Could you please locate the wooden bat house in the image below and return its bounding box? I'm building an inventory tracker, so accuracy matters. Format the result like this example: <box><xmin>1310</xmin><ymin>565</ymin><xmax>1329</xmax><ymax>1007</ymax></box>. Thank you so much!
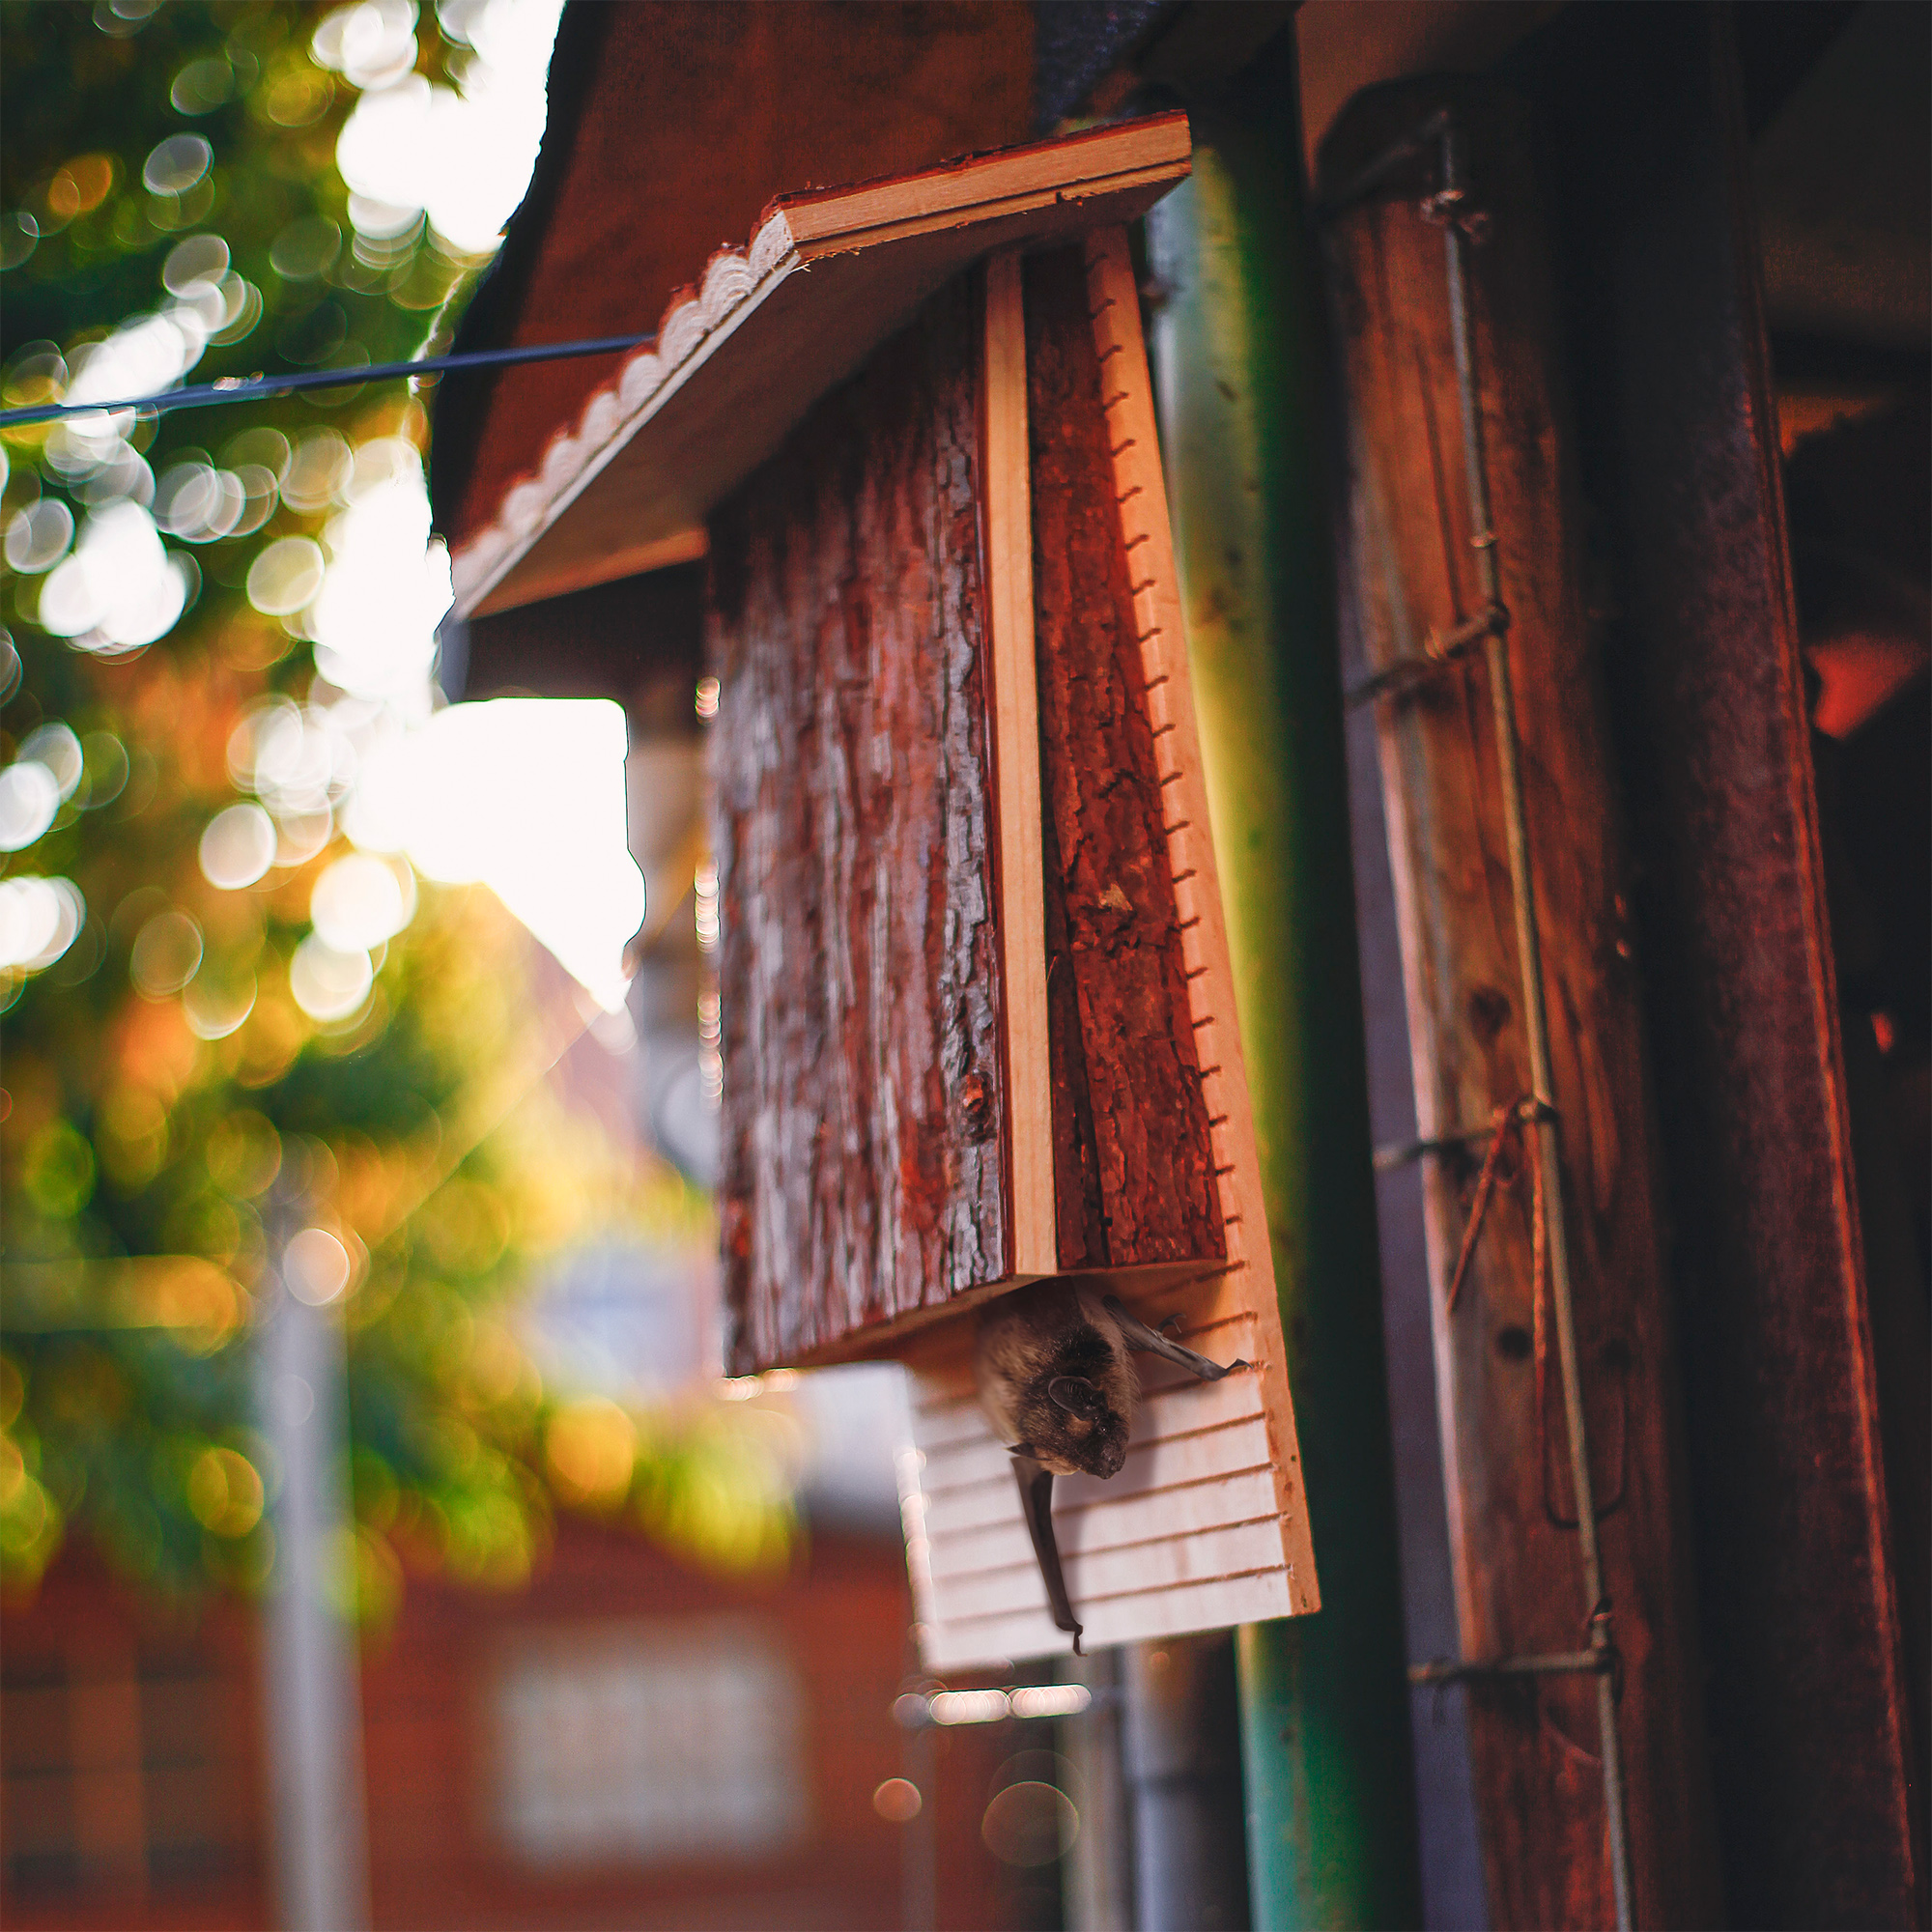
<box><xmin>451</xmin><ymin>115</ymin><xmax>1320</xmax><ymax>1669</ymax></box>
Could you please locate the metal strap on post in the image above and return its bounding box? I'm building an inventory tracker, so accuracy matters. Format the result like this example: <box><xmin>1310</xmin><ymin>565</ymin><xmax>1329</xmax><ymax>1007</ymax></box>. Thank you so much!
<box><xmin>1325</xmin><ymin>118</ymin><xmax>1637</xmax><ymax>1932</ymax></box>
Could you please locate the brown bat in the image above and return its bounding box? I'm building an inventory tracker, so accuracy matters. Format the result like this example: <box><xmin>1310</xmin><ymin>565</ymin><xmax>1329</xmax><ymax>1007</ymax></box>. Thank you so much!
<box><xmin>973</xmin><ymin>1280</ymin><xmax>1248</xmax><ymax>1653</ymax></box>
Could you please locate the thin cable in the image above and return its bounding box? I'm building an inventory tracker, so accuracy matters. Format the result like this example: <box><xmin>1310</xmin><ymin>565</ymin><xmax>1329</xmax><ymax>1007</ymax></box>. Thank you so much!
<box><xmin>0</xmin><ymin>330</ymin><xmax>658</xmax><ymax>430</ymax></box>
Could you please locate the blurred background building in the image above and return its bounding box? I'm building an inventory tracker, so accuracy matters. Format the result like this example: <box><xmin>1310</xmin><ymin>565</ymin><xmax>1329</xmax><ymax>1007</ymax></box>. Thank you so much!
<box><xmin>2</xmin><ymin>1509</ymin><xmax>1020</xmax><ymax>1932</ymax></box>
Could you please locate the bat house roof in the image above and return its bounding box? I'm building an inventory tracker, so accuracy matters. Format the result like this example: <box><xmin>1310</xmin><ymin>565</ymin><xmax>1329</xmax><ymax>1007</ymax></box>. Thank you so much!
<box><xmin>447</xmin><ymin>112</ymin><xmax>1191</xmax><ymax>618</ymax></box>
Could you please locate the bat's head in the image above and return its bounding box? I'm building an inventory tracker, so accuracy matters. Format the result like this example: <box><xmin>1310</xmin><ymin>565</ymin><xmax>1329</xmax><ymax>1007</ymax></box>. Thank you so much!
<box><xmin>975</xmin><ymin>1280</ymin><xmax>1138</xmax><ymax>1479</ymax></box>
<box><xmin>1026</xmin><ymin>1371</ymin><xmax>1130</xmax><ymax>1479</ymax></box>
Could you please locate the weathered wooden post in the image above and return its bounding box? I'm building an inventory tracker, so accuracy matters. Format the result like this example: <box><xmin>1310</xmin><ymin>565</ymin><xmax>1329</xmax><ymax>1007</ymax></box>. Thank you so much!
<box><xmin>1318</xmin><ymin>77</ymin><xmax>1723</xmax><ymax>1928</ymax></box>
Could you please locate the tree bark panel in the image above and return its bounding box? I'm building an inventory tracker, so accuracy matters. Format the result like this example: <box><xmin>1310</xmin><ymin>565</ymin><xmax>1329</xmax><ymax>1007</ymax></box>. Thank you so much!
<box><xmin>1024</xmin><ymin>244</ymin><xmax>1224</xmax><ymax>1272</ymax></box>
<box><xmin>709</xmin><ymin>277</ymin><xmax>1009</xmax><ymax>1370</ymax></box>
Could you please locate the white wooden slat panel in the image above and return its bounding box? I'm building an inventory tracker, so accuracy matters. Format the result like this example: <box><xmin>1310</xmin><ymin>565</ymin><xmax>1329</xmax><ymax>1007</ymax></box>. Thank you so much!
<box><xmin>931</xmin><ymin>1518</ymin><xmax>1287</xmax><ymax>1618</ymax></box>
<box><xmin>919</xmin><ymin>1570</ymin><xmax>1298</xmax><ymax>1676</ymax></box>
<box><xmin>901</xmin><ymin>1332</ymin><xmax>1304</xmax><ymax>1664</ymax></box>
<box><xmin>919</xmin><ymin>1371</ymin><xmax>1265</xmax><ymax>1492</ymax></box>
<box><xmin>925</xmin><ymin>1469</ymin><xmax>1282</xmax><ymax>1580</ymax></box>
<box><xmin>911</xmin><ymin>1397</ymin><xmax>1001</xmax><ymax>1452</ymax></box>
<box><xmin>918</xmin><ymin>1415</ymin><xmax>1277</xmax><ymax>1541</ymax></box>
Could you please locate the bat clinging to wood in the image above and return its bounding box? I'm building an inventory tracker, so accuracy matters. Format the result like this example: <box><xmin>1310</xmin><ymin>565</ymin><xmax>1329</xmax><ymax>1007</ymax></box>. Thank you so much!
<box><xmin>973</xmin><ymin>1280</ymin><xmax>1249</xmax><ymax>1653</ymax></box>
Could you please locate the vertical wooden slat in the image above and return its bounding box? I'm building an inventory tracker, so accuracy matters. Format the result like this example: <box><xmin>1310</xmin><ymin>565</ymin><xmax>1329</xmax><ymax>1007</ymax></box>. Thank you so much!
<box><xmin>980</xmin><ymin>252</ymin><xmax>1055</xmax><ymax>1279</ymax></box>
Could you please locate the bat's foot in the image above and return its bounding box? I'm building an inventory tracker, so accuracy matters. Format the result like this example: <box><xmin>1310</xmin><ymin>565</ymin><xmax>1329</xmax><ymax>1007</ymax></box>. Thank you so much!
<box><xmin>1105</xmin><ymin>1294</ymin><xmax>1251</xmax><ymax>1382</ymax></box>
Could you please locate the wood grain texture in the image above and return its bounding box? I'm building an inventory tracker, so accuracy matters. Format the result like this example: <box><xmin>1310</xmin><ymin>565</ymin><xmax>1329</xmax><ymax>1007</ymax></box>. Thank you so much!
<box><xmin>710</xmin><ymin>277</ymin><xmax>1008</xmax><ymax>1371</ymax></box>
<box><xmin>1320</xmin><ymin>82</ymin><xmax>1720</xmax><ymax>1931</ymax></box>
<box><xmin>981</xmin><ymin>253</ymin><xmax>1055</xmax><ymax>1277</ymax></box>
<box><xmin>1024</xmin><ymin>245</ymin><xmax>1222</xmax><ymax>1271</ymax></box>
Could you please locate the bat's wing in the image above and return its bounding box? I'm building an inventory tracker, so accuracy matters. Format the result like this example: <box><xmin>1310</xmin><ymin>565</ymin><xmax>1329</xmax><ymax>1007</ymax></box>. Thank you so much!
<box><xmin>1102</xmin><ymin>1293</ymin><xmax>1250</xmax><ymax>1380</ymax></box>
<box><xmin>1010</xmin><ymin>1452</ymin><xmax>1083</xmax><ymax>1655</ymax></box>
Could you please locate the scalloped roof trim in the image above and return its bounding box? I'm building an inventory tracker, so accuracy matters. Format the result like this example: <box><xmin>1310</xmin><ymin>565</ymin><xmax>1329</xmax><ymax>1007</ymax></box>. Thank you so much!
<box><xmin>450</xmin><ymin>209</ymin><xmax>796</xmax><ymax>609</ymax></box>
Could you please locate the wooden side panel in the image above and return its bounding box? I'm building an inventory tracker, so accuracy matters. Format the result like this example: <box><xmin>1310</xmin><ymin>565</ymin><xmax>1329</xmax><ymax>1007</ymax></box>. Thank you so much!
<box><xmin>1320</xmin><ymin>81</ymin><xmax>1720</xmax><ymax>1930</ymax></box>
<box><xmin>1024</xmin><ymin>246</ymin><xmax>1224</xmax><ymax>1271</ymax></box>
<box><xmin>710</xmin><ymin>278</ymin><xmax>1009</xmax><ymax>1370</ymax></box>
<box><xmin>899</xmin><ymin>230</ymin><xmax>1320</xmax><ymax>1671</ymax></box>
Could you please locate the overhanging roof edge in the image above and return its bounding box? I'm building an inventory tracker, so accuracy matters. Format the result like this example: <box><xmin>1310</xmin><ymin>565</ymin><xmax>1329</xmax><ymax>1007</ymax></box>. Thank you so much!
<box><xmin>449</xmin><ymin>111</ymin><xmax>1191</xmax><ymax>619</ymax></box>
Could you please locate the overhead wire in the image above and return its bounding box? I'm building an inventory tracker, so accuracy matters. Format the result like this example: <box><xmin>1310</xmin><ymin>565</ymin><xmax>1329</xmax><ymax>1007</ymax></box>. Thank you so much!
<box><xmin>0</xmin><ymin>330</ymin><xmax>658</xmax><ymax>430</ymax></box>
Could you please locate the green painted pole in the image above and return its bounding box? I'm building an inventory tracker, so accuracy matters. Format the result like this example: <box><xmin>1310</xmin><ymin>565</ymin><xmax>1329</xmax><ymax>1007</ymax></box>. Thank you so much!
<box><xmin>1144</xmin><ymin>40</ymin><xmax>1423</xmax><ymax>1930</ymax></box>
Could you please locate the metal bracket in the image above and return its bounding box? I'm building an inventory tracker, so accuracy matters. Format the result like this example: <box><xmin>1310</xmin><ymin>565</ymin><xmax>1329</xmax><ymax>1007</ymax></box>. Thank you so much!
<box><xmin>1373</xmin><ymin>1096</ymin><xmax>1551</xmax><ymax>1173</ymax></box>
<box><xmin>1408</xmin><ymin>1649</ymin><xmax>1605</xmax><ymax>1687</ymax></box>
<box><xmin>1345</xmin><ymin>601</ymin><xmax>1509</xmax><ymax>709</ymax></box>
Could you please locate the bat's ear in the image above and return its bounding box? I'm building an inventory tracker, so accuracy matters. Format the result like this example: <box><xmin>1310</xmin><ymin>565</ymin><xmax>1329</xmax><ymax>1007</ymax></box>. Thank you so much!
<box><xmin>1048</xmin><ymin>1375</ymin><xmax>1105</xmax><ymax>1418</ymax></box>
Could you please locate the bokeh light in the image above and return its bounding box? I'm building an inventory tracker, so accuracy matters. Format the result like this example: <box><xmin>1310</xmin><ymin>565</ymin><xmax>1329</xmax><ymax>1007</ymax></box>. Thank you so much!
<box><xmin>205</xmin><ymin>1110</ymin><xmax>283</xmax><ymax>1198</ymax></box>
<box><xmin>79</xmin><ymin>731</ymin><xmax>128</xmax><ymax>809</ymax></box>
<box><xmin>18</xmin><ymin>724</ymin><xmax>83</xmax><ymax>801</ymax></box>
<box><xmin>310</xmin><ymin>851</ymin><xmax>413</xmax><ymax>952</ymax></box>
<box><xmin>0</xmin><ymin>877</ymin><xmax>85</xmax><ymax>973</ymax></box>
<box><xmin>873</xmin><ymin>1777</ymin><xmax>923</xmax><ymax>1823</ymax></box>
<box><xmin>4</xmin><ymin>498</ymin><xmax>73</xmax><ymax>573</ymax></box>
<box><xmin>186</xmin><ymin>1446</ymin><xmax>265</xmax><ymax>1537</ymax></box>
<box><xmin>306</xmin><ymin>460</ymin><xmax>452</xmax><ymax>699</ymax></box>
<box><xmin>199</xmin><ymin>802</ymin><xmax>278</xmax><ymax>890</ymax></box>
<box><xmin>129</xmin><ymin>907</ymin><xmax>204</xmax><ymax>997</ymax></box>
<box><xmin>980</xmin><ymin>1781</ymin><xmax>1079</xmax><ymax>1867</ymax></box>
<box><xmin>346</xmin><ymin>697</ymin><xmax>644</xmax><ymax>1009</ymax></box>
<box><xmin>286</xmin><ymin>1227</ymin><xmax>354</xmax><ymax>1305</ymax></box>
<box><xmin>246</xmin><ymin>536</ymin><xmax>327</xmax><ymax>616</ymax></box>
<box><xmin>0</xmin><ymin>760</ymin><xmax>60</xmax><ymax>850</ymax></box>
<box><xmin>35</xmin><ymin>500</ymin><xmax>192</xmax><ymax>654</ymax></box>
<box><xmin>142</xmin><ymin>132</ymin><xmax>213</xmax><ymax>197</ymax></box>
<box><xmin>0</xmin><ymin>0</ymin><xmax>782</xmax><ymax>1637</ymax></box>
<box><xmin>184</xmin><ymin>962</ymin><xmax>257</xmax><ymax>1040</ymax></box>
<box><xmin>322</xmin><ymin>0</ymin><xmax>566</xmax><ymax>256</ymax></box>
<box><xmin>289</xmin><ymin>931</ymin><xmax>374</xmax><ymax>1021</ymax></box>
<box><xmin>543</xmin><ymin>1397</ymin><xmax>638</xmax><ymax>1507</ymax></box>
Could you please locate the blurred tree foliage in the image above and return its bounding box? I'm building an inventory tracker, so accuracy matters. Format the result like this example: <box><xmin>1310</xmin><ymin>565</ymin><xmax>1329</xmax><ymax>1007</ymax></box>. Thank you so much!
<box><xmin>0</xmin><ymin>1</ymin><xmax>788</xmax><ymax>1613</ymax></box>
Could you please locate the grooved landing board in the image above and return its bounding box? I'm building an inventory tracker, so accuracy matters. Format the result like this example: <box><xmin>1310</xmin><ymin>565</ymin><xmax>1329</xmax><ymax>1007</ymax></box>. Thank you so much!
<box><xmin>897</xmin><ymin>230</ymin><xmax>1318</xmax><ymax>1670</ymax></box>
